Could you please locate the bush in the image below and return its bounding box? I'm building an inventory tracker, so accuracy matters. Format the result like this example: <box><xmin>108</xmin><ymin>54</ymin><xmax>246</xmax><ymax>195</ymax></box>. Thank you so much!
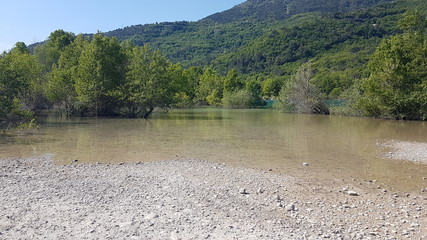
<box><xmin>274</xmin><ymin>63</ymin><xmax>329</xmax><ymax>114</ymax></box>
<box><xmin>222</xmin><ymin>90</ymin><xmax>256</xmax><ymax>109</ymax></box>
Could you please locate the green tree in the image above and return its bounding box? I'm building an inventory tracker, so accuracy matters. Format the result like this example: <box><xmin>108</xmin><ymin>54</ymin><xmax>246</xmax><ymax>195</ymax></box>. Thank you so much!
<box><xmin>223</xmin><ymin>68</ymin><xmax>242</xmax><ymax>93</ymax></box>
<box><xmin>0</xmin><ymin>43</ymin><xmax>41</xmax><ymax>119</ymax></box>
<box><xmin>75</xmin><ymin>34</ymin><xmax>127</xmax><ymax>116</ymax></box>
<box><xmin>34</xmin><ymin>30</ymin><xmax>76</xmax><ymax>73</ymax></box>
<box><xmin>182</xmin><ymin>66</ymin><xmax>203</xmax><ymax>101</ymax></box>
<box><xmin>46</xmin><ymin>35</ymin><xmax>89</xmax><ymax>116</ymax></box>
<box><xmin>261</xmin><ymin>76</ymin><xmax>284</xmax><ymax>97</ymax></box>
<box><xmin>117</xmin><ymin>45</ymin><xmax>177</xmax><ymax>118</ymax></box>
<box><xmin>196</xmin><ymin>68</ymin><xmax>224</xmax><ymax>106</ymax></box>
<box><xmin>358</xmin><ymin>12</ymin><xmax>427</xmax><ymax>120</ymax></box>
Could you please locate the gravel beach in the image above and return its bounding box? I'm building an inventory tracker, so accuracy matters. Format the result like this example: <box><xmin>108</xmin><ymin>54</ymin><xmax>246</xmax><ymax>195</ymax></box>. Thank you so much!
<box><xmin>1</xmin><ymin>154</ymin><xmax>426</xmax><ymax>239</ymax></box>
<box><xmin>383</xmin><ymin>141</ymin><xmax>427</xmax><ymax>164</ymax></box>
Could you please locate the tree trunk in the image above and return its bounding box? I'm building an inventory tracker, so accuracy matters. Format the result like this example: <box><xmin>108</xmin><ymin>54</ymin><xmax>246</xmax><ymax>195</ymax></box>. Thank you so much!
<box><xmin>142</xmin><ymin>106</ymin><xmax>154</xmax><ymax>119</ymax></box>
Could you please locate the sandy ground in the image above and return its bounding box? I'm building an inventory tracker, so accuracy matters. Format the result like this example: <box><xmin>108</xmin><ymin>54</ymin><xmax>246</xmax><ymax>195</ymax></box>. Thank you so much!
<box><xmin>1</xmin><ymin>154</ymin><xmax>426</xmax><ymax>240</ymax></box>
<box><xmin>382</xmin><ymin>141</ymin><xmax>427</xmax><ymax>164</ymax></box>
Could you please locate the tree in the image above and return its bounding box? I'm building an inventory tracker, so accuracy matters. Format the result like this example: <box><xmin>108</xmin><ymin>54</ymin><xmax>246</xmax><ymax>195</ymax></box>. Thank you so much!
<box><xmin>223</xmin><ymin>68</ymin><xmax>242</xmax><ymax>93</ymax></box>
<box><xmin>0</xmin><ymin>43</ymin><xmax>41</xmax><ymax>119</ymax></box>
<box><xmin>74</xmin><ymin>34</ymin><xmax>127</xmax><ymax>116</ymax></box>
<box><xmin>46</xmin><ymin>35</ymin><xmax>88</xmax><ymax>116</ymax></box>
<box><xmin>181</xmin><ymin>66</ymin><xmax>203</xmax><ymax>102</ymax></box>
<box><xmin>358</xmin><ymin>11</ymin><xmax>427</xmax><ymax>120</ymax></box>
<box><xmin>34</xmin><ymin>30</ymin><xmax>76</xmax><ymax>73</ymax></box>
<box><xmin>117</xmin><ymin>45</ymin><xmax>177</xmax><ymax>118</ymax></box>
<box><xmin>262</xmin><ymin>76</ymin><xmax>284</xmax><ymax>97</ymax></box>
<box><xmin>275</xmin><ymin>63</ymin><xmax>329</xmax><ymax>114</ymax></box>
<box><xmin>196</xmin><ymin>68</ymin><xmax>224</xmax><ymax>106</ymax></box>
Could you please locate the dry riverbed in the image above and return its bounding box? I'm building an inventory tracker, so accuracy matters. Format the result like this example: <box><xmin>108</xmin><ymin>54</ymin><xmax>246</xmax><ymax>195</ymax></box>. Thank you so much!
<box><xmin>1</xmin><ymin>155</ymin><xmax>426</xmax><ymax>239</ymax></box>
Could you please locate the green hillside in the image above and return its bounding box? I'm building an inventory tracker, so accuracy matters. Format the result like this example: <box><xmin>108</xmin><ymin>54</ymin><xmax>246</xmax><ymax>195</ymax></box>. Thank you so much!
<box><xmin>101</xmin><ymin>0</ymin><xmax>394</xmax><ymax>67</ymax></box>
<box><xmin>202</xmin><ymin>0</ymin><xmax>393</xmax><ymax>23</ymax></box>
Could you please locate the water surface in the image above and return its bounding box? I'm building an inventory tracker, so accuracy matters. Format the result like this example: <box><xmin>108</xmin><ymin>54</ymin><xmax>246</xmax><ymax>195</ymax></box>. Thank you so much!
<box><xmin>1</xmin><ymin>109</ymin><xmax>426</xmax><ymax>191</ymax></box>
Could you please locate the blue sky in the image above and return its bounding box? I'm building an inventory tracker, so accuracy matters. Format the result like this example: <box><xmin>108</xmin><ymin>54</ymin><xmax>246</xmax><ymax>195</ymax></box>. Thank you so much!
<box><xmin>0</xmin><ymin>0</ymin><xmax>245</xmax><ymax>52</ymax></box>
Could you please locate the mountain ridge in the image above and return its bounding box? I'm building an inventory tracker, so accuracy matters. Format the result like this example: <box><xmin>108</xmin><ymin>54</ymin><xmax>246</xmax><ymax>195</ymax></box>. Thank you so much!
<box><xmin>95</xmin><ymin>0</ymin><xmax>394</xmax><ymax>67</ymax></box>
<box><xmin>201</xmin><ymin>0</ymin><xmax>392</xmax><ymax>24</ymax></box>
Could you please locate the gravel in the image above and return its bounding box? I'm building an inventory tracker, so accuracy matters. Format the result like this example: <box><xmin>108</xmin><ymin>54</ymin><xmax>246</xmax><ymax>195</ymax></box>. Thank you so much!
<box><xmin>1</xmin><ymin>156</ymin><xmax>426</xmax><ymax>239</ymax></box>
<box><xmin>382</xmin><ymin>141</ymin><xmax>427</xmax><ymax>164</ymax></box>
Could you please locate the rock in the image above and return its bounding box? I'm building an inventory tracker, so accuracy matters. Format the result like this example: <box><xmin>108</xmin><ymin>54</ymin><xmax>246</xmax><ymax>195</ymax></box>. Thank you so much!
<box><xmin>144</xmin><ymin>213</ymin><xmax>159</xmax><ymax>221</ymax></box>
<box><xmin>285</xmin><ymin>203</ymin><xmax>296</xmax><ymax>211</ymax></box>
<box><xmin>348</xmin><ymin>191</ymin><xmax>359</xmax><ymax>196</ymax></box>
<box><xmin>303</xmin><ymin>163</ymin><xmax>309</xmax><ymax>166</ymax></box>
<box><xmin>410</xmin><ymin>222</ymin><xmax>420</xmax><ymax>228</ymax></box>
<box><xmin>239</xmin><ymin>188</ymin><xmax>248</xmax><ymax>194</ymax></box>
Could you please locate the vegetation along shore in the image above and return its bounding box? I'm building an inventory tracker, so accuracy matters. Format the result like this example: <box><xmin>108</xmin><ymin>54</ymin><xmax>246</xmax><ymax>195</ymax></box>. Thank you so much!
<box><xmin>1</xmin><ymin>0</ymin><xmax>427</xmax><ymax>124</ymax></box>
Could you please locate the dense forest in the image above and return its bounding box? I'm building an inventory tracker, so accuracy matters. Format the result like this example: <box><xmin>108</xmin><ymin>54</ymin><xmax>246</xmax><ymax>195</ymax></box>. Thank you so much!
<box><xmin>1</xmin><ymin>0</ymin><xmax>427</xmax><ymax>123</ymax></box>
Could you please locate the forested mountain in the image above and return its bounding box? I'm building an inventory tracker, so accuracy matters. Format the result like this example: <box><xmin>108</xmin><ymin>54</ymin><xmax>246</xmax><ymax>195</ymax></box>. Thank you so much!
<box><xmin>202</xmin><ymin>0</ymin><xmax>392</xmax><ymax>23</ymax></box>
<box><xmin>101</xmin><ymin>0</ymin><xmax>393</xmax><ymax>67</ymax></box>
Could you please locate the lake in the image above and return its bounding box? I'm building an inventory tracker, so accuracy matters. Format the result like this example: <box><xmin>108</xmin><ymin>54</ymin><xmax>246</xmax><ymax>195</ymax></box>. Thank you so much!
<box><xmin>1</xmin><ymin>108</ymin><xmax>426</xmax><ymax>191</ymax></box>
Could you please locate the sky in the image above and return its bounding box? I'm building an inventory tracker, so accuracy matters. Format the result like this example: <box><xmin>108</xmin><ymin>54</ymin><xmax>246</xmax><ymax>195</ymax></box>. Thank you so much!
<box><xmin>0</xmin><ymin>0</ymin><xmax>245</xmax><ymax>52</ymax></box>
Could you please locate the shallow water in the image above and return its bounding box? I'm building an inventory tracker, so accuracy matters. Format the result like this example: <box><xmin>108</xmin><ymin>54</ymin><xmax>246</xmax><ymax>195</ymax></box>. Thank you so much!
<box><xmin>1</xmin><ymin>109</ymin><xmax>426</xmax><ymax>191</ymax></box>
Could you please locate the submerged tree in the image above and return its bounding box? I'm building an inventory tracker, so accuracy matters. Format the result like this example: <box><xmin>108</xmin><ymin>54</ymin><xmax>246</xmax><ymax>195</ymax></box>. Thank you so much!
<box><xmin>116</xmin><ymin>45</ymin><xmax>178</xmax><ymax>118</ymax></box>
<box><xmin>275</xmin><ymin>63</ymin><xmax>329</xmax><ymax>114</ymax></box>
<box><xmin>74</xmin><ymin>33</ymin><xmax>127</xmax><ymax>116</ymax></box>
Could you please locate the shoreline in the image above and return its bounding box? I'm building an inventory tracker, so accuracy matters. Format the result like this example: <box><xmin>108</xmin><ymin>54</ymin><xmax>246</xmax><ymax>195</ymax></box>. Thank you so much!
<box><xmin>1</xmin><ymin>156</ymin><xmax>426</xmax><ymax>239</ymax></box>
<box><xmin>382</xmin><ymin>140</ymin><xmax>427</xmax><ymax>164</ymax></box>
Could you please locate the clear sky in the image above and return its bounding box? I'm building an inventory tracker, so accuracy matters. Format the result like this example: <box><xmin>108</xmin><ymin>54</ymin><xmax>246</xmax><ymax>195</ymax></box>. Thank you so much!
<box><xmin>0</xmin><ymin>0</ymin><xmax>245</xmax><ymax>52</ymax></box>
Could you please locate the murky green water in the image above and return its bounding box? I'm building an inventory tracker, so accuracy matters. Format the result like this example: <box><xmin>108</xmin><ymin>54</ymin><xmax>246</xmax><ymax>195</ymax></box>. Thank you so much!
<box><xmin>1</xmin><ymin>109</ymin><xmax>426</xmax><ymax>191</ymax></box>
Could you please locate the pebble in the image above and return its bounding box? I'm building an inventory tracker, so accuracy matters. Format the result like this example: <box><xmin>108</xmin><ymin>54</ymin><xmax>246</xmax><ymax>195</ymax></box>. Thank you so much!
<box><xmin>285</xmin><ymin>203</ymin><xmax>296</xmax><ymax>211</ymax></box>
<box><xmin>239</xmin><ymin>188</ymin><xmax>248</xmax><ymax>194</ymax></box>
<box><xmin>144</xmin><ymin>213</ymin><xmax>159</xmax><ymax>221</ymax></box>
<box><xmin>1</xmin><ymin>157</ymin><xmax>426</xmax><ymax>239</ymax></box>
<box><xmin>348</xmin><ymin>191</ymin><xmax>359</xmax><ymax>196</ymax></box>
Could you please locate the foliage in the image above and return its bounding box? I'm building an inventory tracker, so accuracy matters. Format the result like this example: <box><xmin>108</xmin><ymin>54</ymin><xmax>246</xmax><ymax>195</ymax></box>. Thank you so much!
<box><xmin>15</xmin><ymin>119</ymin><xmax>40</xmax><ymax>135</ymax></box>
<box><xmin>261</xmin><ymin>76</ymin><xmax>285</xmax><ymax>97</ymax></box>
<box><xmin>275</xmin><ymin>64</ymin><xmax>330</xmax><ymax>114</ymax></box>
<box><xmin>34</xmin><ymin>30</ymin><xmax>76</xmax><ymax>73</ymax></box>
<box><xmin>0</xmin><ymin>43</ymin><xmax>41</xmax><ymax>120</ymax></box>
<box><xmin>223</xmin><ymin>68</ymin><xmax>242</xmax><ymax>93</ymax></box>
<box><xmin>203</xmin><ymin>0</ymin><xmax>394</xmax><ymax>24</ymax></box>
<box><xmin>357</xmin><ymin>11</ymin><xmax>427</xmax><ymax>120</ymax></box>
<box><xmin>74</xmin><ymin>34</ymin><xmax>127</xmax><ymax>116</ymax></box>
<box><xmin>46</xmin><ymin>35</ymin><xmax>88</xmax><ymax>116</ymax></box>
<box><xmin>196</xmin><ymin>68</ymin><xmax>224</xmax><ymax>106</ymax></box>
<box><xmin>222</xmin><ymin>90</ymin><xmax>256</xmax><ymax>109</ymax></box>
<box><xmin>3</xmin><ymin>0</ymin><xmax>427</xmax><ymax>120</ymax></box>
<box><xmin>117</xmin><ymin>44</ymin><xmax>179</xmax><ymax>118</ymax></box>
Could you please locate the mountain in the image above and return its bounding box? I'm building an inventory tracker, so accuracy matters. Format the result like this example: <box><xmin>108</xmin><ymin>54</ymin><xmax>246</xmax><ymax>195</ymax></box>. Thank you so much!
<box><xmin>101</xmin><ymin>0</ymin><xmax>393</xmax><ymax>67</ymax></box>
<box><xmin>202</xmin><ymin>0</ymin><xmax>392</xmax><ymax>24</ymax></box>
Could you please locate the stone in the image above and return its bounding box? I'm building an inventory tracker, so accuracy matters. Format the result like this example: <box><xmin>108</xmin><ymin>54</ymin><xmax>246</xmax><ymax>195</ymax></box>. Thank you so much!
<box><xmin>348</xmin><ymin>191</ymin><xmax>359</xmax><ymax>196</ymax></box>
<box><xmin>285</xmin><ymin>203</ymin><xmax>296</xmax><ymax>211</ymax></box>
<box><xmin>144</xmin><ymin>213</ymin><xmax>159</xmax><ymax>221</ymax></box>
<box><xmin>239</xmin><ymin>188</ymin><xmax>248</xmax><ymax>194</ymax></box>
<box><xmin>303</xmin><ymin>163</ymin><xmax>309</xmax><ymax>166</ymax></box>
